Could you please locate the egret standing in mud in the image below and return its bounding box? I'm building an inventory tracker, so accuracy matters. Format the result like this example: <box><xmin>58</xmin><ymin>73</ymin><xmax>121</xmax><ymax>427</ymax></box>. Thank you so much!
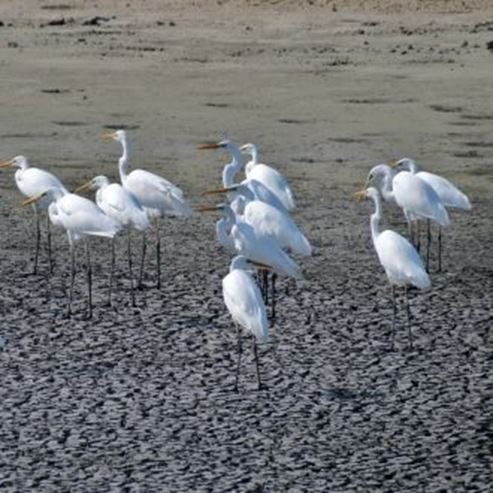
<box><xmin>23</xmin><ymin>188</ymin><xmax>120</xmax><ymax>318</ymax></box>
<box><xmin>0</xmin><ymin>155</ymin><xmax>67</xmax><ymax>274</ymax></box>
<box><xmin>74</xmin><ymin>175</ymin><xmax>150</xmax><ymax>306</ymax></box>
<box><xmin>102</xmin><ymin>130</ymin><xmax>192</xmax><ymax>289</ymax></box>
<box><xmin>355</xmin><ymin>187</ymin><xmax>431</xmax><ymax>349</ymax></box>
<box><xmin>391</xmin><ymin>158</ymin><xmax>471</xmax><ymax>271</ymax></box>
<box><xmin>366</xmin><ymin>163</ymin><xmax>449</xmax><ymax>269</ymax></box>
<box><xmin>223</xmin><ymin>255</ymin><xmax>269</xmax><ymax>391</ymax></box>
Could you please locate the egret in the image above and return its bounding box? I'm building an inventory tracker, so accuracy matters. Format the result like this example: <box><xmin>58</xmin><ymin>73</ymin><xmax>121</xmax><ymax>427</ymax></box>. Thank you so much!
<box><xmin>240</xmin><ymin>143</ymin><xmax>296</xmax><ymax>211</ymax></box>
<box><xmin>74</xmin><ymin>175</ymin><xmax>150</xmax><ymax>306</ymax></box>
<box><xmin>392</xmin><ymin>158</ymin><xmax>471</xmax><ymax>271</ymax></box>
<box><xmin>366</xmin><ymin>163</ymin><xmax>449</xmax><ymax>264</ymax></box>
<box><xmin>102</xmin><ymin>130</ymin><xmax>192</xmax><ymax>289</ymax></box>
<box><xmin>198</xmin><ymin>140</ymin><xmax>288</xmax><ymax>212</ymax></box>
<box><xmin>0</xmin><ymin>155</ymin><xmax>67</xmax><ymax>273</ymax></box>
<box><xmin>355</xmin><ymin>187</ymin><xmax>431</xmax><ymax>349</ymax></box>
<box><xmin>223</xmin><ymin>255</ymin><xmax>269</xmax><ymax>391</ymax></box>
<box><xmin>23</xmin><ymin>188</ymin><xmax>121</xmax><ymax>318</ymax></box>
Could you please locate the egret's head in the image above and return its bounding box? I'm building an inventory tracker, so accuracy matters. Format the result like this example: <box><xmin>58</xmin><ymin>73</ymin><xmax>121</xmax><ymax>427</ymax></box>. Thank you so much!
<box><xmin>365</xmin><ymin>163</ymin><xmax>392</xmax><ymax>187</ymax></box>
<box><xmin>74</xmin><ymin>175</ymin><xmax>109</xmax><ymax>194</ymax></box>
<box><xmin>354</xmin><ymin>187</ymin><xmax>379</xmax><ymax>202</ymax></box>
<box><xmin>0</xmin><ymin>155</ymin><xmax>28</xmax><ymax>169</ymax></box>
<box><xmin>389</xmin><ymin>157</ymin><xmax>415</xmax><ymax>172</ymax></box>
<box><xmin>101</xmin><ymin>129</ymin><xmax>126</xmax><ymax>143</ymax></box>
<box><xmin>21</xmin><ymin>188</ymin><xmax>58</xmax><ymax>207</ymax></box>
<box><xmin>239</xmin><ymin>143</ymin><xmax>256</xmax><ymax>155</ymax></box>
<box><xmin>230</xmin><ymin>255</ymin><xmax>272</xmax><ymax>273</ymax></box>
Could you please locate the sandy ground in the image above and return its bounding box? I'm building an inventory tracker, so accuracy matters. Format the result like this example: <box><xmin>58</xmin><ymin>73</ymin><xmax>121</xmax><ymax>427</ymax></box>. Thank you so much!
<box><xmin>0</xmin><ymin>1</ymin><xmax>491</xmax><ymax>491</ymax></box>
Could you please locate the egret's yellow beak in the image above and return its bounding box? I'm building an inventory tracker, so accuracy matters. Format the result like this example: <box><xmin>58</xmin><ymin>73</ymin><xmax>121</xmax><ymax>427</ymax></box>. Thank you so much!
<box><xmin>101</xmin><ymin>131</ymin><xmax>116</xmax><ymax>141</ymax></box>
<box><xmin>73</xmin><ymin>181</ymin><xmax>93</xmax><ymax>194</ymax></box>
<box><xmin>0</xmin><ymin>158</ymin><xmax>14</xmax><ymax>168</ymax></box>
<box><xmin>389</xmin><ymin>160</ymin><xmax>400</xmax><ymax>168</ymax></box>
<box><xmin>202</xmin><ymin>186</ymin><xmax>234</xmax><ymax>196</ymax></box>
<box><xmin>22</xmin><ymin>194</ymin><xmax>43</xmax><ymax>207</ymax></box>
<box><xmin>193</xmin><ymin>204</ymin><xmax>222</xmax><ymax>213</ymax></box>
<box><xmin>250</xmin><ymin>260</ymin><xmax>273</xmax><ymax>271</ymax></box>
<box><xmin>354</xmin><ymin>190</ymin><xmax>367</xmax><ymax>201</ymax></box>
<box><xmin>197</xmin><ymin>142</ymin><xmax>223</xmax><ymax>150</ymax></box>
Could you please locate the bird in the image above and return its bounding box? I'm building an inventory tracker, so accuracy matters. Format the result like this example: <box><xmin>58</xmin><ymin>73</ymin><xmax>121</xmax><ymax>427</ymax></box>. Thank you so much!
<box><xmin>355</xmin><ymin>187</ymin><xmax>431</xmax><ymax>349</ymax></box>
<box><xmin>198</xmin><ymin>140</ymin><xmax>288</xmax><ymax>212</ymax></box>
<box><xmin>240</xmin><ymin>142</ymin><xmax>296</xmax><ymax>211</ymax></box>
<box><xmin>102</xmin><ymin>129</ymin><xmax>192</xmax><ymax>289</ymax></box>
<box><xmin>0</xmin><ymin>155</ymin><xmax>67</xmax><ymax>274</ymax></box>
<box><xmin>205</xmin><ymin>184</ymin><xmax>311</xmax><ymax>256</ymax></box>
<box><xmin>391</xmin><ymin>158</ymin><xmax>471</xmax><ymax>271</ymax></box>
<box><xmin>74</xmin><ymin>175</ymin><xmax>150</xmax><ymax>306</ymax></box>
<box><xmin>366</xmin><ymin>163</ymin><xmax>450</xmax><ymax>269</ymax></box>
<box><xmin>223</xmin><ymin>255</ymin><xmax>269</xmax><ymax>391</ymax></box>
<box><xmin>23</xmin><ymin>188</ymin><xmax>121</xmax><ymax>318</ymax></box>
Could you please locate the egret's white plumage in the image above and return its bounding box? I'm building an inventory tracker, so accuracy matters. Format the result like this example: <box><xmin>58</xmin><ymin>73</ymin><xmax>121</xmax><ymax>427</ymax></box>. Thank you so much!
<box><xmin>364</xmin><ymin>186</ymin><xmax>430</xmax><ymax>290</ymax></box>
<box><xmin>367</xmin><ymin>164</ymin><xmax>449</xmax><ymax>227</ymax></box>
<box><xmin>358</xmin><ymin>186</ymin><xmax>430</xmax><ymax>348</ymax></box>
<box><xmin>24</xmin><ymin>188</ymin><xmax>121</xmax><ymax>317</ymax></box>
<box><xmin>78</xmin><ymin>175</ymin><xmax>150</xmax><ymax>231</ymax></box>
<box><xmin>223</xmin><ymin>255</ymin><xmax>269</xmax><ymax>390</ymax></box>
<box><xmin>395</xmin><ymin>158</ymin><xmax>471</xmax><ymax>210</ymax></box>
<box><xmin>225</xmin><ymin>186</ymin><xmax>311</xmax><ymax>256</ymax></box>
<box><xmin>0</xmin><ymin>155</ymin><xmax>67</xmax><ymax>206</ymax></box>
<box><xmin>0</xmin><ymin>155</ymin><xmax>68</xmax><ymax>273</ymax></box>
<box><xmin>240</xmin><ymin>143</ymin><xmax>296</xmax><ymax>211</ymax></box>
<box><xmin>107</xmin><ymin>130</ymin><xmax>192</xmax><ymax>218</ymax></box>
<box><xmin>223</xmin><ymin>256</ymin><xmax>268</xmax><ymax>343</ymax></box>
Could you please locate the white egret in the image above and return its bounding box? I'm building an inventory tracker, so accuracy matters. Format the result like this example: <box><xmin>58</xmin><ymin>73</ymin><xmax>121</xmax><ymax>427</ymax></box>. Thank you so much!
<box><xmin>74</xmin><ymin>175</ymin><xmax>150</xmax><ymax>306</ymax></box>
<box><xmin>240</xmin><ymin>143</ymin><xmax>296</xmax><ymax>211</ymax></box>
<box><xmin>223</xmin><ymin>255</ymin><xmax>269</xmax><ymax>390</ymax></box>
<box><xmin>23</xmin><ymin>188</ymin><xmax>121</xmax><ymax>318</ymax></box>
<box><xmin>392</xmin><ymin>158</ymin><xmax>471</xmax><ymax>271</ymax></box>
<box><xmin>366</xmin><ymin>164</ymin><xmax>450</xmax><ymax>261</ymax></box>
<box><xmin>355</xmin><ymin>187</ymin><xmax>431</xmax><ymax>349</ymax></box>
<box><xmin>198</xmin><ymin>141</ymin><xmax>288</xmax><ymax>212</ymax></box>
<box><xmin>0</xmin><ymin>155</ymin><xmax>67</xmax><ymax>273</ymax></box>
<box><xmin>102</xmin><ymin>130</ymin><xmax>192</xmax><ymax>289</ymax></box>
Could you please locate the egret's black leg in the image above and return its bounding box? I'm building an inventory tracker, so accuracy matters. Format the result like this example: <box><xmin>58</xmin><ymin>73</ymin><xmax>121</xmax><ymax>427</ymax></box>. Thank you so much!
<box><xmin>127</xmin><ymin>231</ymin><xmax>136</xmax><ymax>307</ymax></box>
<box><xmin>234</xmin><ymin>323</ymin><xmax>242</xmax><ymax>392</ymax></box>
<box><xmin>67</xmin><ymin>243</ymin><xmax>76</xmax><ymax>317</ymax></box>
<box><xmin>438</xmin><ymin>226</ymin><xmax>443</xmax><ymax>273</ymax></box>
<box><xmin>85</xmin><ymin>239</ymin><xmax>92</xmax><ymax>319</ymax></box>
<box><xmin>271</xmin><ymin>273</ymin><xmax>277</xmax><ymax>322</ymax></box>
<box><xmin>33</xmin><ymin>206</ymin><xmax>40</xmax><ymax>274</ymax></box>
<box><xmin>138</xmin><ymin>232</ymin><xmax>146</xmax><ymax>288</ymax></box>
<box><xmin>46</xmin><ymin>215</ymin><xmax>53</xmax><ymax>274</ymax></box>
<box><xmin>405</xmin><ymin>286</ymin><xmax>413</xmax><ymax>349</ymax></box>
<box><xmin>155</xmin><ymin>219</ymin><xmax>161</xmax><ymax>289</ymax></box>
<box><xmin>107</xmin><ymin>237</ymin><xmax>116</xmax><ymax>307</ymax></box>
<box><xmin>426</xmin><ymin>219</ymin><xmax>431</xmax><ymax>273</ymax></box>
<box><xmin>390</xmin><ymin>285</ymin><xmax>397</xmax><ymax>351</ymax></box>
<box><xmin>253</xmin><ymin>335</ymin><xmax>262</xmax><ymax>391</ymax></box>
<box><xmin>262</xmin><ymin>270</ymin><xmax>269</xmax><ymax>306</ymax></box>
<box><xmin>415</xmin><ymin>220</ymin><xmax>421</xmax><ymax>254</ymax></box>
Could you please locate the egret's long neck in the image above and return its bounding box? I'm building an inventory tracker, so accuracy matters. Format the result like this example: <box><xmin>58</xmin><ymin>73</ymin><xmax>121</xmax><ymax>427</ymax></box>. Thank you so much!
<box><xmin>223</xmin><ymin>205</ymin><xmax>237</xmax><ymax>226</ymax></box>
<box><xmin>250</xmin><ymin>147</ymin><xmax>258</xmax><ymax>164</ymax></box>
<box><xmin>380</xmin><ymin>172</ymin><xmax>394</xmax><ymax>202</ymax></box>
<box><xmin>408</xmin><ymin>161</ymin><xmax>417</xmax><ymax>174</ymax></box>
<box><xmin>118</xmin><ymin>137</ymin><xmax>131</xmax><ymax>182</ymax></box>
<box><xmin>369</xmin><ymin>193</ymin><xmax>382</xmax><ymax>244</ymax></box>
<box><xmin>223</xmin><ymin>146</ymin><xmax>243</xmax><ymax>187</ymax></box>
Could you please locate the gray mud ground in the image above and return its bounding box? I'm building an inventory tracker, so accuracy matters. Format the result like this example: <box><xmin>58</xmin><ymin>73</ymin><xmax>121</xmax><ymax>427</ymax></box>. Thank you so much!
<box><xmin>0</xmin><ymin>1</ymin><xmax>491</xmax><ymax>491</ymax></box>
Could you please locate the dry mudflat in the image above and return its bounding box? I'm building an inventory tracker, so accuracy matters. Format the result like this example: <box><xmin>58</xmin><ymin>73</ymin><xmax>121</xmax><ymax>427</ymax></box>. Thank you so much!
<box><xmin>0</xmin><ymin>1</ymin><xmax>491</xmax><ymax>491</ymax></box>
